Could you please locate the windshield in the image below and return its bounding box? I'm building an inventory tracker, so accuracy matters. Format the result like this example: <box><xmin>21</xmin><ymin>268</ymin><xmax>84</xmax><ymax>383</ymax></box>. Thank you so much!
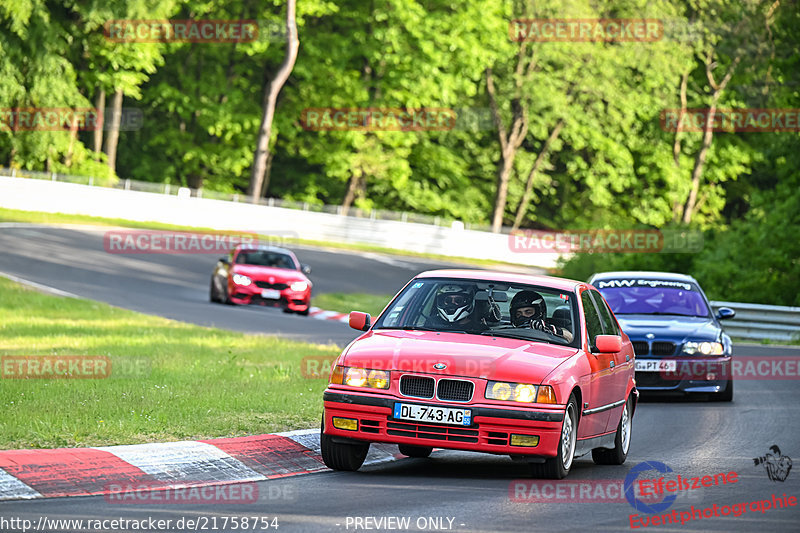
<box><xmin>373</xmin><ymin>278</ymin><xmax>579</xmax><ymax>346</ymax></box>
<box><xmin>596</xmin><ymin>282</ymin><xmax>710</xmax><ymax>317</ymax></box>
<box><xmin>235</xmin><ymin>250</ymin><xmax>297</xmax><ymax>270</ymax></box>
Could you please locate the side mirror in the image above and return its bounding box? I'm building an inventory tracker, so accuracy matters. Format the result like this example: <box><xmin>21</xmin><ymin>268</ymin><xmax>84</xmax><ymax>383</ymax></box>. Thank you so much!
<box><xmin>716</xmin><ymin>307</ymin><xmax>735</xmax><ymax>320</ymax></box>
<box><xmin>595</xmin><ymin>335</ymin><xmax>622</xmax><ymax>353</ymax></box>
<box><xmin>300</xmin><ymin>264</ymin><xmax>312</xmax><ymax>275</ymax></box>
<box><xmin>349</xmin><ymin>311</ymin><xmax>371</xmax><ymax>332</ymax></box>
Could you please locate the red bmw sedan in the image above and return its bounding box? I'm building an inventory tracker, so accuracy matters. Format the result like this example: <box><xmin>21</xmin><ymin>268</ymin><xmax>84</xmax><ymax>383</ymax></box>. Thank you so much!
<box><xmin>210</xmin><ymin>244</ymin><xmax>312</xmax><ymax>315</ymax></box>
<box><xmin>321</xmin><ymin>270</ymin><xmax>637</xmax><ymax>478</ymax></box>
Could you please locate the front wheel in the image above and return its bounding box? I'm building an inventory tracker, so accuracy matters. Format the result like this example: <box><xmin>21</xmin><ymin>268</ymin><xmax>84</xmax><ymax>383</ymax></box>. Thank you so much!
<box><xmin>592</xmin><ymin>396</ymin><xmax>632</xmax><ymax>465</ymax></box>
<box><xmin>531</xmin><ymin>393</ymin><xmax>578</xmax><ymax>479</ymax></box>
<box><xmin>209</xmin><ymin>278</ymin><xmax>220</xmax><ymax>303</ymax></box>
<box><xmin>320</xmin><ymin>417</ymin><xmax>369</xmax><ymax>471</ymax></box>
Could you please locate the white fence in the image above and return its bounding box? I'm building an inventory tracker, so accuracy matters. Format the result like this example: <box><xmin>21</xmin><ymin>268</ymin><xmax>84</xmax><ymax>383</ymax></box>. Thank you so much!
<box><xmin>0</xmin><ymin>175</ymin><xmax>559</xmax><ymax>269</ymax></box>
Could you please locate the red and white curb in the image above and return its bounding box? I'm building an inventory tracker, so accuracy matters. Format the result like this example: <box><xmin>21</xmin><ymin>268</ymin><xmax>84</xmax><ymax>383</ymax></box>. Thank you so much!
<box><xmin>308</xmin><ymin>307</ymin><xmax>350</xmax><ymax>324</ymax></box>
<box><xmin>0</xmin><ymin>429</ymin><xmax>402</xmax><ymax>502</ymax></box>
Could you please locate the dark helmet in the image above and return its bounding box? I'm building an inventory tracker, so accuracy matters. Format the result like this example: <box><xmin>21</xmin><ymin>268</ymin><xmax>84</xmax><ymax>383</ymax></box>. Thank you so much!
<box><xmin>435</xmin><ymin>283</ymin><xmax>475</xmax><ymax>323</ymax></box>
<box><xmin>510</xmin><ymin>290</ymin><xmax>546</xmax><ymax>327</ymax></box>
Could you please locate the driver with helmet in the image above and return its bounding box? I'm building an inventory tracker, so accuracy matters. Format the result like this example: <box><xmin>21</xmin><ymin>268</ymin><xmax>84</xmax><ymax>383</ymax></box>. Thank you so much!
<box><xmin>510</xmin><ymin>290</ymin><xmax>574</xmax><ymax>342</ymax></box>
<box><xmin>427</xmin><ymin>283</ymin><xmax>499</xmax><ymax>330</ymax></box>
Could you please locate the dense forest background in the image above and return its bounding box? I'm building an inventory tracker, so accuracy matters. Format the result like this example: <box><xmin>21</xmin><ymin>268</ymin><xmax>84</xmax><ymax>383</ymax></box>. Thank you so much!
<box><xmin>1</xmin><ymin>0</ymin><xmax>798</xmax><ymax>304</ymax></box>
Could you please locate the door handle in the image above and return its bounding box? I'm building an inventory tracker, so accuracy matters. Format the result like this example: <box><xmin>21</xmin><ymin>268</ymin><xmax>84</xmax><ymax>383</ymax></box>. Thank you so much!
<box><xmin>610</xmin><ymin>361</ymin><xmax>615</xmax><ymax>368</ymax></box>
<box><xmin>626</xmin><ymin>354</ymin><xmax>630</xmax><ymax>362</ymax></box>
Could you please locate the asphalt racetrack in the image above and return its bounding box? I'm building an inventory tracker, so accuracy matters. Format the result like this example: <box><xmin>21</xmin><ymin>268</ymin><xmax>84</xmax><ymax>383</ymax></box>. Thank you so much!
<box><xmin>0</xmin><ymin>225</ymin><xmax>481</xmax><ymax>346</ymax></box>
<box><xmin>1</xmin><ymin>224</ymin><xmax>798</xmax><ymax>532</ymax></box>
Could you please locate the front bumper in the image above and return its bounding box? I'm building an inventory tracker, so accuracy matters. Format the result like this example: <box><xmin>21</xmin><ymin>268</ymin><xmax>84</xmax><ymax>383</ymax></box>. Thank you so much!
<box><xmin>229</xmin><ymin>284</ymin><xmax>310</xmax><ymax>310</ymax></box>
<box><xmin>323</xmin><ymin>390</ymin><xmax>565</xmax><ymax>457</ymax></box>
<box><xmin>635</xmin><ymin>356</ymin><xmax>732</xmax><ymax>393</ymax></box>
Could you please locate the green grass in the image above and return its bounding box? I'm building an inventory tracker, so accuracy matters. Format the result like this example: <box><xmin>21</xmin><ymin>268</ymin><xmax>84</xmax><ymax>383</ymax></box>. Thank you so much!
<box><xmin>313</xmin><ymin>293</ymin><xmax>394</xmax><ymax>318</ymax></box>
<box><xmin>0</xmin><ymin>277</ymin><xmax>340</xmax><ymax>449</ymax></box>
<box><xmin>0</xmin><ymin>206</ymin><xmax>534</xmax><ymax>270</ymax></box>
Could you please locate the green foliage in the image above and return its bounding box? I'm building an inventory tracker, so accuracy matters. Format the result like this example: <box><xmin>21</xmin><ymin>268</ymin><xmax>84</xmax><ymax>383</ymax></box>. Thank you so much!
<box><xmin>1</xmin><ymin>0</ymin><xmax>797</xmax><ymax>303</ymax></box>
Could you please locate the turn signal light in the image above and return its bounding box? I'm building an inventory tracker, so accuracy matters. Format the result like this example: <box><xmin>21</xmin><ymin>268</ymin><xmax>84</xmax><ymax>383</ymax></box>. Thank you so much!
<box><xmin>536</xmin><ymin>385</ymin><xmax>557</xmax><ymax>404</ymax></box>
<box><xmin>330</xmin><ymin>365</ymin><xmax>345</xmax><ymax>385</ymax></box>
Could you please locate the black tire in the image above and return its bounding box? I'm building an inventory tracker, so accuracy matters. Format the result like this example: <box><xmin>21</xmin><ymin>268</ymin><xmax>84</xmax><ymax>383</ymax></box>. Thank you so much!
<box><xmin>530</xmin><ymin>393</ymin><xmax>578</xmax><ymax>479</ymax></box>
<box><xmin>320</xmin><ymin>417</ymin><xmax>369</xmax><ymax>471</ymax></box>
<box><xmin>282</xmin><ymin>307</ymin><xmax>293</xmax><ymax>314</ymax></box>
<box><xmin>209</xmin><ymin>278</ymin><xmax>220</xmax><ymax>303</ymax></box>
<box><xmin>592</xmin><ymin>396</ymin><xmax>632</xmax><ymax>465</ymax></box>
<box><xmin>713</xmin><ymin>380</ymin><xmax>733</xmax><ymax>402</ymax></box>
<box><xmin>398</xmin><ymin>445</ymin><xmax>432</xmax><ymax>458</ymax></box>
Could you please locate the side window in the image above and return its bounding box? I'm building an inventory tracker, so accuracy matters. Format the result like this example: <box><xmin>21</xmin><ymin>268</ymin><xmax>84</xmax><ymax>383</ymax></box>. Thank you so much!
<box><xmin>581</xmin><ymin>291</ymin><xmax>603</xmax><ymax>352</ymax></box>
<box><xmin>591</xmin><ymin>290</ymin><xmax>620</xmax><ymax>336</ymax></box>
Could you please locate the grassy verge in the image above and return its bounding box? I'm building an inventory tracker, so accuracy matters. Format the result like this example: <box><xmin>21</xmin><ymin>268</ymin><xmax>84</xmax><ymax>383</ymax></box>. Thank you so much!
<box><xmin>313</xmin><ymin>293</ymin><xmax>394</xmax><ymax>318</ymax></box>
<box><xmin>0</xmin><ymin>277</ymin><xmax>340</xmax><ymax>449</ymax></box>
<box><xmin>0</xmin><ymin>206</ymin><xmax>532</xmax><ymax>270</ymax></box>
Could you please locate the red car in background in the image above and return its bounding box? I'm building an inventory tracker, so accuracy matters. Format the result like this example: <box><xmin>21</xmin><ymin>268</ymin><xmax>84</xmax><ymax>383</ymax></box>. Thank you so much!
<box><xmin>210</xmin><ymin>245</ymin><xmax>313</xmax><ymax>315</ymax></box>
<box><xmin>321</xmin><ymin>270</ymin><xmax>637</xmax><ymax>478</ymax></box>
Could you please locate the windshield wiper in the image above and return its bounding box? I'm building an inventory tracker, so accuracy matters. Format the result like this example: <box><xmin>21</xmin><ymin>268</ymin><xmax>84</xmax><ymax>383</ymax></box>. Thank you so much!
<box><xmin>480</xmin><ymin>329</ymin><xmax>568</xmax><ymax>345</ymax></box>
<box><xmin>373</xmin><ymin>326</ymin><xmax>467</xmax><ymax>333</ymax></box>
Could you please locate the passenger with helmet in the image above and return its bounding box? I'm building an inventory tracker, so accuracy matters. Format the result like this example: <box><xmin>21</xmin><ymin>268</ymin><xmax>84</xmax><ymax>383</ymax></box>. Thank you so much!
<box><xmin>510</xmin><ymin>290</ymin><xmax>574</xmax><ymax>342</ymax></box>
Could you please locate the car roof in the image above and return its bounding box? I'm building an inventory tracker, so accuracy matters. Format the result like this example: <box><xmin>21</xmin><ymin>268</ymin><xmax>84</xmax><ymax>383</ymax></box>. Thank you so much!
<box><xmin>589</xmin><ymin>270</ymin><xmax>699</xmax><ymax>283</ymax></box>
<box><xmin>415</xmin><ymin>269</ymin><xmax>583</xmax><ymax>291</ymax></box>
<box><xmin>234</xmin><ymin>244</ymin><xmax>295</xmax><ymax>255</ymax></box>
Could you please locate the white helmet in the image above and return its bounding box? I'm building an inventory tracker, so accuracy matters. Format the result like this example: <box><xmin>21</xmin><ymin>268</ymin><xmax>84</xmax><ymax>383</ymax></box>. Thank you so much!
<box><xmin>435</xmin><ymin>284</ymin><xmax>475</xmax><ymax>323</ymax></box>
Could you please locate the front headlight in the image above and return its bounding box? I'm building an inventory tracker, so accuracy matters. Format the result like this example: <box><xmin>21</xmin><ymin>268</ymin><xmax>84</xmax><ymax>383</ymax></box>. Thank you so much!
<box><xmin>486</xmin><ymin>381</ymin><xmax>556</xmax><ymax>404</ymax></box>
<box><xmin>232</xmin><ymin>274</ymin><xmax>252</xmax><ymax>286</ymax></box>
<box><xmin>329</xmin><ymin>365</ymin><xmax>390</xmax><ymax>389</ymax></box>
<box><xmin>683</xmin><ymin>341</ymin><xmax>724</xmax><ymax>355</ymax></box>
<box><xmin>290</xmin><ymin>281</ymin><xmax>308</xmax><ymax>292</ymax></box>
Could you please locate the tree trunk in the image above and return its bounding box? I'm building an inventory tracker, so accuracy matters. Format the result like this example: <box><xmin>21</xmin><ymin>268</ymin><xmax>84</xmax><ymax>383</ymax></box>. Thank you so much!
<box><xmin>671</xmin><ymin>70</ymin><xmax>689</xmax><ymax>221</ymax></box>
<box><xmin>259</xmin><ymin>151</ymin><xmax>275</xmax><ymax>198</ymax></box>
<box><xmin>248</xmin><ymin>0</ymin><xmax>299</xmax><ymax>199</ymax></box>
<box><xmin>65</xmin><ymin>114</ymin><xmax>79</xmax><ymax>168</ymax></box>
<box><xmin>341</xmin><ymin>170</ymin><xmax>364</xmax><ymax>217</ymax></box>
<box><xmin>103</xmin><ymin>88</ymin><xmax>123</xmax><ymax>173</ymax></box>
<box><xmin>681</xmin><ymin>52</ymin><xmax>740</xmax><ymax>224</ymax></box>
<box><xmin>93</xmin><ymin>88</ymin><xmax>105</xmax><ymax>160</ymax></box>
<box><xmin>512</xmin><ymin>119</ymin><xmax>565</xmax><ymax>230</ymax></box>
<box><xmin>486</xmin><ymin>64</ymin><xmax>530</xmax><ymax>233</ymax></box>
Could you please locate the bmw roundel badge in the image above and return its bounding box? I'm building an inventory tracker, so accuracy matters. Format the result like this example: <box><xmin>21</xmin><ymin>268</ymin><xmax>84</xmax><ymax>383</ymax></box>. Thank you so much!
<box><xmin>433</xmin><ymin>363</ymin><xmax>447</xmax><ymax>370</ymax></box>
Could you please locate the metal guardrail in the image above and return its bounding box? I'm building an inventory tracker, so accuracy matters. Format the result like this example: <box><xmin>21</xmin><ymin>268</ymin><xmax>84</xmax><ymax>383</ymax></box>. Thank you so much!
<box><xmin>710</xmin><ymin>300</ymin><xmax>800</xmax><ymax>342</ymax></box>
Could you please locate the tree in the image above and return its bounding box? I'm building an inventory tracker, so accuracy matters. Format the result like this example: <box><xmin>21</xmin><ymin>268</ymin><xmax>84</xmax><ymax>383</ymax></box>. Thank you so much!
<box><xmin>249</xmin><ymin>0</ymin><xmax>299</xmax><ymax>199</ymax></box>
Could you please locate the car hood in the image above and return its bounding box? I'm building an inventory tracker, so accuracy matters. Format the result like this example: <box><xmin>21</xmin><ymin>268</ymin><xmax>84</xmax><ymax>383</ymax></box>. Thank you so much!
<box><xmin>615</xmin><ymin>315</ymin><xmax>721</xmax><ymax>343</ymax></box>
<box><xmin>342</xmin><ymin>330</ymin><xmax>579</xmax><ymax>384</ymax></box>
<box><xmin>231</xmin><ymin>264</ymin><xmax>307</xmax><ymax>283</ymax></box>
